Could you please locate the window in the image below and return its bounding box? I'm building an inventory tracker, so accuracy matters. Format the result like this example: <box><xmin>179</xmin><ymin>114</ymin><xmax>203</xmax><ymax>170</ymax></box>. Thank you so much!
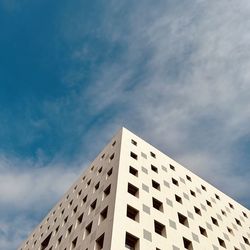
<box><xmin>100</xmin><ymin>206</ymin><xmax>108</xmax><ymax>221</ymax></box>
<box><xmin>67</xmin><ymin>225</ymin><xmax>73</xmax><ymax>235</ymax></box>
<box><xmin>129</xmin><ymin>166</ymin><xmax>138</xmax><ymax>177</ymax></box>
<box><xmin>190</xmin><ymin>190</ymin><xmax>196</xmax><ymax>197</ymax></box>
<box><xmin>194</xmin><ymin>206</ymin><xmax>201</xmax><ymax>215</ymax></box>
<box><xmin>242</xmin><ymin>211</ymin><xmax>248</xmax><ymax>218</ymax></box>
<box><xmin>178</xmin><ymin>213</ymin><xmax>189</xmax><ymax>227</ymax></box>
<box><xmin>183</xmin><ymin>237</ymin><xmax>193</xmax><ymax>250</ymax></box>
<box><xmin>71</xmin><ymin>237</ymin><xmax>77</xmax><ymax>249</ymax></box>
<box><xmin>64</xmin><ymin>216</ymin><xmax>68</xmax><ymax>224</ymax></box>
<box><xmin>101</xmin><ymin>153</ymin><xmax>105</xmax><ymax>159</ymax></box>
<box><xmin>127</xmin><ymin>205</ymin><xmax>139</xmax><ymax>222</ymax></box>
<box><xmin>109</xmin><ymin>153</ymin><xmax>115</xmax><ymax>161</ymax></box>
<box><xmin>131</xmin><ymin>139</ymin><xmax>137</xmax><ymax>146</ymax></box>
<box><xmin>73</xmin><ymin>205</ymin><xmax>78</xmax><ymax>214</ymax></box>
<box><xmin>90</xmin><ymin>199</ymin><xmax>97</xmax><ymax>211</ymax></box>
<box><xmin>186</xmin><ymin>175</ymin><xmax>192</xmax><ymax>181</ymax></box>
<box><xmin>229</xmin><ymin>203</ymin><xmax>234</xmax><ymax>209</ymax></box>
<box><xmin>152</xmin><ymin>180</ymin><xmax>160</xmax><ymax>190</ymax></box>
<box><xmin>170</xmin><ymin>164</ymin><xmax>175</xmax><ymax>171</ymax></box>
<box><xmin>83</xmin><ymin>195</ymin><xmax>88</xmax><ymax>204</ymax></box>
<box><xmin>154</xmin><ymin>220</ymin><xmax>166</xmax><ymax>237</ymax></box>
<box><xmin>77</xmin><ymin>213</ymin><xmax>84</xmax><ymax>224</ymax></box>
<box><xmin>98</xmin><ymin>167</ymin><xmax>103</xmax><ymax>174</ymax></box>
<box><xmin>90</xmin><ymin>166</ymin><xmax>94</xmax><ymax>171</ymax></box>
<box><xmin>211</xmin><ymin>217</ymin><xmax>219</xmax><ymax>226</ymax></box>
<box><xmin>127</xmin><ymin>183</ymin><xmax>139</xmax><ymax>197</ymax></box>
<box><xmin>103</xmin><ymin>185</ymin><xmax>111</xmax><ymax>197</ymax></box>
<box><xmin>57</xmin><ymin>235</ymin><xmax>62</xmax><ymax>246</ymax></box>
<box><xmin>243</xmin><ymin>236</ymin><xmax>250</xmax><ymax>245</ymax></box>
<box><xmin>227</xmin><ymin>227</ymin><xmax>234</xmax><ymax>235</ymax></box>
<box><xmin>87</xmin><ymin>179</ymin><xmax>91</xmax><ymax>186</ymax></box>
<box><xmin>125</xmin><ymin>232</ymin><xmax>139</xmax><ymax>250</ymax></box>
<box><xmin>201</xmin><ymin>185</ymin><xmax>206</xmax><ymax>191</ymax></box>
<box><xmin>151</xmin><ymin>165</ymin><xmax>158</xmax><ymax>173</ymax></box>
<box><xmin>78</xmin><ymin>189</ymin><xmax>82</xmax><ymax>197</ymax></box>
<box><xmin>215</xmin><ymin>194</ymin><xmax>220</xmax><ymax>200</ymax></box>
<box><xmin>130</xmin><ymin>152</ymin><xmax>138</xmax><ymax>160</ymax></box>
<box><xmin>172</xmin><ymin>178</ymin><xmax>179</xmax><ymax>186</ymax></box>
<box><xmin>85</xmin><ymin>222</ymin><xmax>93</xmax><ymax>235</ymax></box>
<box><xmin>107</xmin><ymin>168</ymin><xmax>113</xmax><ymax>177</ymax></box>
<box><xmin>150</xmin><ymin>152</ymin><xmax>156</xmax><ymax>158</ymax></box>
<box><xmin>235</xmin><ymin>218</ymin><xmax>242</xmax><ymax>226</ymax></box>
<box><xmin>152</xmin><ymin>198</ymin><xmax>163</xmax><ymax>212</ymax></box>
<box><xmin>95</xmin><ymin>182</ymin><xmax>100</xmax><ymax>190</ymax></box>
<box><xmin>206</xmin><ymin>200</ymin><xmax>212</xmax><ymax>207</ymax></box>
<box><xmin>112</xmin><ymin>140</ymin><xmax>116</xmax><ymax>146</ymax></box>
<box><xmin>218</xmin><ymin>238</ymin><xmax>226</xmax><ymax>248</ymax></box>
<box><xmin>41</xmin><ymin>233</ymin><xmax>52</xmax><ymax>250</ymax></box>
<box><xmin>199</xmin><ymin>226</ymin><xmax>207</xmax><ymax>237</ymax></box>
<box><xmin>175</xmin><ymin>195</ymin><xmax>182</xmax><ymax>204</ymax></box>
<box><xmin>221</xmin><ymin>210</ymin><xmax>226</xmax><ymax>216</ymax></box>
<box><xmin>95</xmin><ymin>233</ymin><xmax>105</xmax><ymax>250</ymax></box>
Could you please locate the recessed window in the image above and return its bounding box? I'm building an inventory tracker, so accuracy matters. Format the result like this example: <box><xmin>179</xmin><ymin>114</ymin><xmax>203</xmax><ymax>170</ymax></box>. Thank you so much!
<box><xmin>194</xmin><ymin>206</ymin><xmax>201</xmax><ymax>215</ymax></box>
<box><xmin>90</xmin><ymin>199</ymin><xmax>97</xmax><ymax>211</ymax></box>
<box><xmin>96</xmin><ymin>233</ymin><xmax>105</xmax><ymax>250</ymax></box>
<box><xmin>112</xmin><ymin>140</ymin><xmax>116</xmax><ymax>146</ymax></box>
<box><xmin>127</xmin><ymin>183</ymin><xmax>139</xmax><ymax>197</ymax></box>
<box><xmin>71</xmin><ymin>237</ymin><xmax>77</xmax><ymax>249</ymax></box>
<box><xmin>242</xmin><ymin>211</ymin><xmax>248</xmax><ymax>218</ymax></box>
<box><xmin>175</xmin><ymin>195</ymin><xmax>182</xmax><ymax>204</ymax></box>
<box><xmin>215</xmin><ymin>194</ymin><xmax>220</xmax><ymax>200</ymax></box>
<box><xmin>78</xmin><ymin>189</ymin><xmax>82</xmax><ymax>197</ymax></box>
<box><xmin>186</xmin><ymin>175</ymin><xmax>192</xmax><ymax>181</ymax></box>
<box><xmin>73</xmin><ymin>205</ymin><xmax>78</xmax><ymax>214</ymax></box>
<box><xmin>107</xmin><ymin>168</ymin><xmax>113</xmax><ymax>177</ymax></box>
<box><xmin>98</xmin><ymin>167</ymin><xmax>103</xmax><ymax>174</ymax></box>
<box><xmin>227</xmin><ymin>227</ymin><xmax>234</xmax><ymax>235</ymax></box>
<box><xmin>85</xmin><ymin>222</ymin><xmax>93</xmax><ymax>235</ymax></box>
<box><xmin>95</xmin><ymin>182</ymin><xmax>100</xmax><ymax>191</ymax></box>
<box><xmin>201</xmin><ymin>185</ymin><xmax>206</xmax><ymax>191</ymax></box>
<box><xmin>151</xmin><ymin>165</ymin><xmax>158</xmax><ymax>173</ymax></box>
<box><xmin>101</xmin><ymin>153</ymin><xmax>105</xmax><ymax>159</ymax></box>
<box><xmin>199</xmin><ymin>226</ymin><xmax>207</xmax><ymax>237</ymax></box>
<box><xmin>41</xmin><ymin>232</ymin><xmax>52</xmax><ymax>250</ymax></box>
<box><xmin>190</xmin><ymin>190</ymin><xmax>196</xmax><ymax>197</ymax></box>
<box><xmin>154</xmin><ymin>220</ymin><xmax>166</xmax><ymax>237</ymax></box>
<box><xmin>103</xmin><ymin>185</ymin><xmax>111</xmax><ymax>197</ymax></box>
<box><xmin>218</xmin><ymin>238</ymin><xmax>226</xmax><ymax>248</ymax></box>
<box><xmin>83</xmin><ymin>195</ymin><xmax>87</xmax><ymax>204</ymax></box>
<box><xmin>152</xmin><ymin>198</ymin><xmax>163</xmax><ymax>212</ymax></box>
<box><xmin>211</xmin><ymin>217</ymin><xmax>219</xmax><ymax>226</ymax></box>
<box><xmin>152</xmin><ymin>180</ymin><xmax>160</xmax><ymax>190</ymax></box>
<box><xmin>206</xmin><ymin>200</ymin><xmax>212</xmax><ymax>207</ymax></box>
<box><xmin>183</xmin><ymin>237</ymin><xmax>193</xmax><ymax>250</ymax></box>
<box><xmin>235</xmin><ymin>218</ymin><xmax>242</xmax><ymax>226</ymax></box>
<box><xmin>127</xmin><ymin>205</ymin><xmax>139</xmax><ymax>222</ymax></box>
<box><xmin>57</xmin><ymin>235</ymin><xmax>62</xmax><ymax>246</ymax></box>
<box><xmin>90</xmin><ymin>166</ymin><xmax>94</xmax><ymax>172</ymax></box>
<box><xmin>178</xmin><ymin>213</ymin><xmax>189</xmax><ymax>227</ymax></box>
<box><xmin>150</xmin><ymin>152</ymin><xmax>156</xmax><ymax>158</ymax></box>
<box><xmin>87</xmin><ymin>179</ymin><xmax>91</xmax><ymax>186</ymax></box>
<box><xmin>243</xmin><ymin>236</ymin><xmax>250</xmax><ymax>245</ymax></box>
<box><xmin>129</xmin><ymin>166</ymin><xmax>138</xmax><ymax>176</ymax></box>
<box><xmin>131</xmin><ymin>139</ymin><xmax>137</xmax><ymax>146</ymax></box>
<box><xmin>109</xmin><ymin>153</ymin><xmax>115</xmax><ymax>161</ymax></box>
<box><xmin>229</xmin><ymin>203</ymin><xmax>234</xmax><ymax>209</ymax></box>
<box><xmin>125</xmin><ymin>232</ymin><xmax>139</xmax><ymax>250</ymax></box>
<box><xmin>130</xmin><ymin>152</ymin><xmax>138</xmax><ymax>160</ymax></box>
<box><xmin>77</xmin><ymin>213</ymin><xmax>84</xmax><ymax>224</ymax></box>
<box><xmin>221</xmin><ymin>210</ymin><xmax>226</xmax><ymax>216</ymax></box>
<box><xmin>64</xmin><ymin>216</ymin><xmax>68</xmax><ymax>224</ymax></box>
<box><xmin>172</xmin><ymin>178</ymin><xmax>179</xmax><ymax>186</ymax></box>
<box><xmin>100</xmin><ymin>206</ymin><xmax>108</xmax><ymax>221</ymax></box>
<box><xmin>170</xmin><ymin>164</ymin><xmax>175</xmax><ymax>171</ymax></box>
<box><xmin>67</xmin><ymin>225</ymin><xmax>73</xmax><ymax>235</ymax></box>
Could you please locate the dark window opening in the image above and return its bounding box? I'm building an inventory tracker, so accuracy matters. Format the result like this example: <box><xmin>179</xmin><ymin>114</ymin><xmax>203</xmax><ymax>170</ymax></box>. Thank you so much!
<box><xmin>152</xmin><ymin>180</ymin><xmax>160</xmax><ymax>190</ymax></box>
<box><xmin>96</xmin><ymin>233</ymin><xmax>105</xmax><ymax>250</ymax></box>
<box><xmin>125</xmin><ymin>232</ymin><xmax>139</xmax><ymax>250</ymax></box>
<box><xmin>151</xmin><ymin>165</ymin><xmax>158</xmax><ymax>173</ymax></box>
<box><xmin>152</xmin><ymin>198</ymin><xmax>163</xmax><ymax>212</ymax></box>
<box><xmin>218</xmin><ymin>238</ymin><xmax>226</xmax><ymax>248</ymax></box>
<box><xmin>199</xmin><ymin>226</ymin><xmax>207</xmax><ymax>237</ymax></box>
<box><xmin>154</xmin><ymin>220</ymin><xmax>166</xmax><ymax>237</ymax></box>
<box><xmin>41</xmin><ymin>232</ymin><xmax>52</xmax><ymax>250</ymax></box>
<box><xmin>178</xmin><ymin>213</ymin><xmax>189</xmax><ymax>227</ymax></box>
<box><xmin>175</xmin><ymin>195</ymin><xmax>182</xmax><ymax>204</ymax></box>
<box><xmin>127</xmin><ymin>183</ymin><xmax>139</xmax><ymax>197</ymax></box>
<box><xmin>183</xmin><ymin>237</ymin><xmax>193</xmax><ymax>250</ymax></box>
<box><xmin>130</xmin><ymin>152</ymin><xmax>138</xmax><ymax>160</ymax></box>
<box><xmin>127</xmin><ymin>205</ymin><xmax>139</xmax><ymax>222</ymax></box>
<box><xmin>129</xmin><ymin>166</ymin><xmax>138</xmax><ymax>177</ymax></box>
<box><xmin>172</xmin><ymin>178</ymin><xmax>179</xmax><ymax>186</ymax></box>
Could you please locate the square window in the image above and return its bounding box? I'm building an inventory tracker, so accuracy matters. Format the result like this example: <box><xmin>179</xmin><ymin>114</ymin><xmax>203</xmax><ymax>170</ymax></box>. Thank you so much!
<box><xmin>96</xmin><ymin>233</ymin><xmax>105</xmax><ymax>250</ymax></box>
<box><xmin>127</xmin><ymin>205</ymin><xmax>139</xmax><ymax>222</ymax></box>
<box><xmin>218</xmin><ymin>238</ymin><xmax>226</xmax><ymax>248</ymax></box>
<box><xmin>243</xmin><ymin>236</ymin><xmax>250</xmax><ymax>245</ymax></box>
<box><xmin>175</xmin><ymin>195</ymin><xmax>182</xmax><ymax>204</ymax></box>
<box><xmin>215</xmin><ymin>194</ymin><xmax>220</xmax><ymax>200</ymax></box>
<box><xmin>178</xmin><ymin>213</ymin><xmax>189</xmax><ymax>227</ymax></box>
<box><xmin>206</xmin><ymin>200</ymin><xmax>212</xmax><ymax>207</ymax></box>
<box><xmin>152</xmin><ymin>198</ymin><xmax>163</xmax><ymax>212</ymax></box>
<box><xmin>129</xmin><ymin>166</ymin><xmax>138</xmax><ymax>177</ymax></box>
<box><xmin>170</xmin><ymin>164</ymin><xmax>175</xmax><ymax>171</ymax></box>
<box><xmin>172</xmin><ymin>178</ymin><xmax>179</xmax><ymax>186</ymax></box>
<box><xmin>154</xmin><ymin>220</ymin><xmax>166</xmax><ymax>237</ymax></box>
<box><xmin>130</xmin><ymin>152</ymin><xmax>138</xmax><ymax>160</ymax></box>
<box><xmin>190</xmin><ymin>190</ymin><xmax>196</xmax><ymax>197</ymax></box>
<box><xmin>235</xmin><ymin>218</ymin><xmax>242</xmax><ymax>226</ymax></box>
<box><xmin>229</xmin><ymin>203</ymin><xmax>234</xmax><ymax>209</ymax></box>
<box><xmin>131</xmin><ymin>139</ymin><xmax>137</xmax><ymax>146</ymax></box>
<box><xmin>125</xmin><ymin>232</ymin><xmax>139</xmax><ymax>250</ymax></box>
<box><xmin>186</xmin><ymin>175</ymin><xmax>192</xmax><ymax>181</ymax></box>
<box><xmin>151</xmin><ymin>165</ymin><xmax>158</xmax><ymax>173</ymax></box>
<box><xmin>152</xmin><ymin>180</ymin><xmax>160</xmax><ymax>190</ymax></box>
<box><xmin>128</xmin><ymin>183</ymin><xmax>139</xmax><ymax>197</ymax></box>
<box><xmin>201</xmin><ymin>185</ymin><xmax>206</xmax><ymax>191</ymax></box>
<box><xmin>194</xmin><ymin>206</ymin><xmax>201</xmax><ymax>216</ymax></box>
<box><xmin>183</xmin><ymin>237</ymin><xmax>193</xmax><ymax>250</ymax></box>
<box><xmin>199</xmin><ymin>226</ymin><xmax>207</xmax><ymax>237</ymax></box>
<box><xmin>150</xmin><ymin>152</ymin><xmax>156</xmax><ymax>158</ymax></box>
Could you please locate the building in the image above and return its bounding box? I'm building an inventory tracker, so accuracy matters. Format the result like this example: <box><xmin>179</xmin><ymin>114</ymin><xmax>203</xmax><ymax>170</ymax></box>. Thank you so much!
<box><xmin>19</xmin><ymin>127</ymin><xmax>250</xmax><ymax>250</ymax></box>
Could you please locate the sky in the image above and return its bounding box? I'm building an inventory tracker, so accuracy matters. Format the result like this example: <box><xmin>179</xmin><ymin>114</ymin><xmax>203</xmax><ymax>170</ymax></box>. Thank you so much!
<box><xmin>0</xmin><ymin>0</ymin><xmax>250</xmax><ymax>249</ymax></box>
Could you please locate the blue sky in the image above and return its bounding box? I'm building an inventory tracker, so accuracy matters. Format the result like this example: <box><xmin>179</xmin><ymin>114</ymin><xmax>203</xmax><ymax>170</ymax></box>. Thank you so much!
<box><xmin>1</xmin><ymin>0</ymin><xmax>250</xmax><ymax>249</ymax></box>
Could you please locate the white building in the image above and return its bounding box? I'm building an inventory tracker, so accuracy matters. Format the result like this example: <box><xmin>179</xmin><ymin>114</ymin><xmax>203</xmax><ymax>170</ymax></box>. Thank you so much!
<box><xmin>19</xmin><ymin>127</ymin><xmax>250</xmax><ymax>250</ymax></box>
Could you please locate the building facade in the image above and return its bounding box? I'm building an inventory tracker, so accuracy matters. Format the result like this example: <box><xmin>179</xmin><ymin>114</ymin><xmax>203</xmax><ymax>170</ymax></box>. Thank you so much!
<box><xmin>19</xmin><ymin>128</ymin><xmax>250</xmax><ymax>250</ymax></box>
